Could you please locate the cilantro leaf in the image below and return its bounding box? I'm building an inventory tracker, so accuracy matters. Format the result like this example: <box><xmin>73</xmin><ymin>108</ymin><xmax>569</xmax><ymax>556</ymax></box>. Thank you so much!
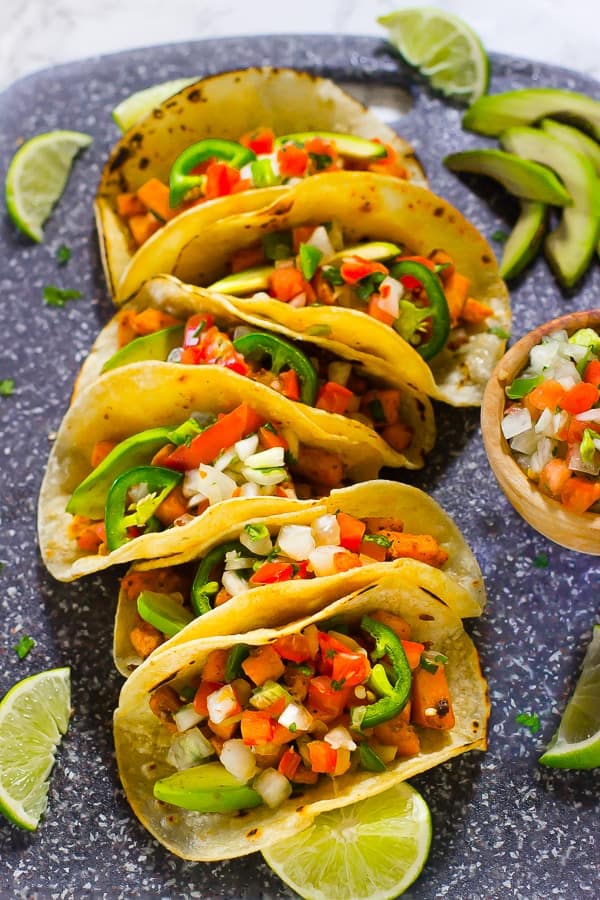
<box><xmin>533</xmin><ymin>553</ymin><xmax>549</xmax><ymax>569</ymax></box>
<box><xmin>14</xmin><ymin>634</ymin><xmax>35</xmax><ymax>660</ymax></box>
<box><xmin>515</xmin><ymin>711</ymin><xmax>540</xmax><ymax>734</ymax></box>
<box><xmin>0</xmin><ymin>379</ymin><xmax>15</xmax><ymax>397</ymax></box>
<box><xmin>56</xmin><ymin>244</ymin><xmax>71</xmax><ymax>265</ymax></box>
<box><xmin>491</xmin><ymin>230</ymin><xmax>508</xmax><ymax>243</ymax></box>
<box><xmin>489</xmin><ymin>326</ymin><xmax>511</xmax><ymax>340</ymax></box>
<box><xmin>43</xmin><ymin>285</ymin><xmax>83</xmax><ymax>307</ymax></box>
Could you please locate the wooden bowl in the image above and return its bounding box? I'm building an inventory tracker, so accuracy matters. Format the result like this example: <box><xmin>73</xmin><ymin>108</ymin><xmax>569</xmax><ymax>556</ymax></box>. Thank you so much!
<box><xmin>481</xmin><ymin>309</ymin><xmax>600</xmax><ymax>555</ymax></box>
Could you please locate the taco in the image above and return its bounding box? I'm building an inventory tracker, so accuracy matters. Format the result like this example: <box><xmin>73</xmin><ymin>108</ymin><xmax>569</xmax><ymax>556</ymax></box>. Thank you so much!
<box><xmin>76</xmin><ymin>275</ymin><xmax>435</xmax><ymax>470</ymax></box>
<box><xmin>96</xmin><ymin>67</ymin><xmax>426</xmax><ymax>296</ymax></box>
<box><xmin>38</xmin><ymin>364</ymin><xmax>384</xmax><ymax>581</ymax></box>
<box><xmin>114</xmin><ymin>479</ymin><xmax>486</xmax><ymax>675</ymax></box>
<box><xmin>114</xmin><ymin>172</ymin><xmax>511</xmax><ymax>406</ymax></box>
<box><xmin>113</xmin><ymin>573</ymin><xmax>488</xmax><ymax>861</ymax></box>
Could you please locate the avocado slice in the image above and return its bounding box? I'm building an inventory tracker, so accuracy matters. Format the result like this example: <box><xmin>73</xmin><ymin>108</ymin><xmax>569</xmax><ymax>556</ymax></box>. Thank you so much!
<box><xmin>500</xmin><ymin>126</ymin><xmax>600</xmax><ymax>287</ymax></box>
<box><xmin>101</xmin><ymin>324</ymin><xmax>184</xmax><ymax>373</ymax></box>
<box><xmin>463</xmin><ymin>88</ymin><xmax>600</xmax><ymax>141</ymax></box>
<box><xmin>136</xmin><ymin>590</ymin><xmax>194</xmax><ymax>637</ymax></box>
<box><xmin>444</xmin><ymin>149</ymin><xmax>572</xmax><ymax>205</ymax></box>
<box><xmin>153</xmin><ymin>762</ymin><xmax>263</xmax><ymax>812</ymax></box>
<box><xmin>274</xmin><ymin>132</ymin><xmax>387</xmax><ymax>160</ymax></box>
<box><xmin>208</xmin><ymin>265</ymin><xmax>274</xmax><ymax>295</ymax></box>
<box><xmin>325</xmin><ymin>241</ymin><xmax>401</xmax><ymax>265</ymax></box>
<box><xmin>541</xmin><ymin>119</ymin><xmax>600</xmax><ymax>175</ymax></box>
<box><xmin>499</xmin><ymin>200</ymin><xmax>546</xmax><ymax>280</ymax></box>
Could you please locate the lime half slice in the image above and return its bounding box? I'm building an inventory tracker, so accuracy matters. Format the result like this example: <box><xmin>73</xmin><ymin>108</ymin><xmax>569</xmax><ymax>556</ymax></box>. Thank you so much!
<box><xmin>112</xmin><ymin>78</ymin><xmax>199</xmax><ymax>132</ymax></box>
<box><xmin>5</xmin><ymin>130</ymin><xmax>92</xmax><ymax>242</ymax></box>
<box><xmin>378</xmin><ymin>6</ymin><xmax>490</xmax><ymax>103</ymax></box>
<box><xmin>262</xmin><ymin>782</ymin><xmax>432</xmax><ymax>900</ymax></box>
<box><xmin>540</xmin><ymin>624</ymin><xmax>600</xmax><ymax>769</ymax></box>
<box><xmin>0</xmin><ymin>667</ymin><xmax>71</xmax><ymax>830</ymax></box>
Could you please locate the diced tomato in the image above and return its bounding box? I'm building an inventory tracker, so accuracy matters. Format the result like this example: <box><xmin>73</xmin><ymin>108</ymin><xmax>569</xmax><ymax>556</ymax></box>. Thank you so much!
<box><xmin>560</xmin><ymin>477</ymin><xmax>600</xmax><ymax>513</ymax></box>
<box><xmin>316</xmin><ymin>382</ymin><xmax>354</xmax><ymax>415</ymax></box>
<box><xmin>200</xmin><ymin>326</ymin><xmax>249</xmax><ymax>375</ymax></box>
<box><xmin>558</xmin><ymin>382</ymin><xmax>599</xmax><ymax>415</ymax></box>
<box><xmin>558</xmin><ymin>417</ymin><xmax>600</xmax><ymax>444</ymax></box>
<box><xmin>307</xmin><ymin>740</ymin><xmax>338</xmax><ymax>774</ymax></box>
<box><xmin>336</xmin><ymin>512</ymin><xmax>366</xmax><ymax>552</ymax></box>
<box><xmin>583</xmin><ymin>358</ymin><xmax>600</xmax><ymax>387</ymax></box>
<box><xmin>292</xmin><ymin>225</ymin><xmax>316</xmax><ymax>253</ymax></box>
<box><xmin>239</xmin><ymin>126</ymin><xmax>275</xmax><ymax>154</ymax></box>
<box><xmin>307</xmin><ymin>675</ymin><xmax>352</xmax><ymax>721</ymax></box>
<box><xmin>279</xmin><ymin>368</ymin><xmax>301</xmax><ymax>401</ymax></box>
<box><xmin>249</xmin><ymin>561</ymin><xmax>295</xmax><ymax>585</ymax></box>
<box><xmin>367</xmin><ymin>294</ymin><xmax>395</xmax><ymax>326</ymax></box>
<box><xmin>193</xmin><ymin>681</ymin><xmax>223</xmax><ymax>717</ymax></box>
<box><xmin>163</xmin><ymin>403</ymin><xmax>264</xmax><ymax>471</ymax></box>
<box><xmin>273</xmin><ymin>634</ymin><xmax>313</xmax><ymax>663</ymax></box>
<box><xmin>277</xmin><ymin>144</ymin><xmax>309</xmax><ymax>177</ymax></box>
<box><xmin>528</xmin><ymin>379</ymin><xmax>566</xmax><ymax>411</ymax></box>
<box><xmin>331</xmin><ymin>649</ymin><xmax>370</xmax><ymax>687</ymax></box>
<box><xmin>304</xmin><ymin>137</ymin><xmax>338</xmax><ymax>171</ymax></box>
<box><xmin>204</xmin><ymin>162</ymin><xmax>242</xmax><ymax>200</ymax></box>
<box><xmin>183</xmin><ymin>313</ymin><xmax>214</xmax><ymax>347</ymax></box>
<box><xmin>241</xmin><ymin>710</ymin><xmax>274</xmax><ymax>745</ymax></box>
<box><xmin>340</xmin><ymin>257</ymin><xmax>388</xmax><ymax>285</ymax></box>
<box><xmin>269</xmin><ymin>266</ymin><xmax>311</xmax><ymax>302</ymax></box>
<box><xmin>241</xmin><ymin>645</ymin><xmax>285</xmax><ymax>686</ymax></box>
<box><xmin>539</xmin><ymin>458</ymin><xmax>572</xmax><ymax>498</ymax></box>
<box><xmin>395</xmin><ymin>255</ymin><xmax>436</xmax><ymax>291</ymax></box>
<box><xmin>401</xmin><ymin>639</ymin><xmax>425</xmax><ymax>671</ymax></box>
<box><xmin>278</xmin><ymin>747</ymin><xmax>301</xmax><ymax>780</ymax></box>
<box><xmin>258</xmin><ymin>424</ymin><xmax>289</xmax><ymax>451</ymax></box>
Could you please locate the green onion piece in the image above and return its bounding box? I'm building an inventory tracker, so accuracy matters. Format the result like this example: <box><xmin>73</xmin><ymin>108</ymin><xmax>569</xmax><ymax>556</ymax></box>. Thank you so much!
<box><xmin>419</xmin><ymin>655</ymin><xmax>439</xmax><ymax>675</ymax></box>
<box><xmin>505</xmin><ymin>374</ymin><xmax>543</xmax><ymax>400</ymax></box>
<box><xmin>245</xmin><ymin>523</ymin><xmax>270</xmax><ymax>541</ymax></box>
<box><xmin>299</xmin><ymin>243</ymin><xmax>323</xmax><ymax>281</ymax></box>
<box><xmin>250</xmin><ymin>158</ymin><xmax>279</xmax><ymax>188</ymax></box>
<box><xmin>580</xmin><ymin>428</ymin><xmax>598</xmax><ymax>464</ymax></box>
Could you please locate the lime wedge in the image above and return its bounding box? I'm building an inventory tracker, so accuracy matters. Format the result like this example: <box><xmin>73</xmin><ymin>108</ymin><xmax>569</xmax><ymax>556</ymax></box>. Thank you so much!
<box><xmin>0</xmin><ymin>667</ymin><xmax>71</xmax><ymax>830</ymax></box>
<box><xmin>540</xmin><ymin>624</ymin><xmax>600</xmax><ymax>769</ymax></box>
<box><xmin>262</xmin><ymin>782</ymin><xmax>432</xmax><ymax>900</ymax></box>
<box><xmin>378</xmin><ymin>7</ymin><xmax>489</xmax><ymax>103</ymax></box>
<box><xmin>112</xmin><ymin>78</ymin><xmax>199</xmax><ymax>132</ymax></box>
<box><xmin>5</xmin><ymin>130</ymin><xmax>92</xmax><ymax>242</ymax></box>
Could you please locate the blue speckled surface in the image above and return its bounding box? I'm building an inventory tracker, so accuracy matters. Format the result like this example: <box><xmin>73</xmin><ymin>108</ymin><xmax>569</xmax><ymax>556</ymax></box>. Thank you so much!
<box><xmin>0</xmin><ymin>35</ymin><xmax>599</xmax><ymax>899</ymax></box>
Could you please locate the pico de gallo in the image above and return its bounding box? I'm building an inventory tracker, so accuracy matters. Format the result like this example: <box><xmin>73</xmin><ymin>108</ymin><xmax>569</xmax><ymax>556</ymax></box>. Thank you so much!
<box><xmin>115</xmin><ymin>129</ymin><xmax>410</xmax><ymax>249</ymax></box>
<box><xmin>501</xmin><ymin>327</ymin><xmax>600</xmax><ymax>513</ymax></box>
<box><xmin>121</xmin><ymin>514</ymin><xmax>449</xmax><ymax>662</ymax></box>
<box><xmin>107</xmin><ymin>308</ymin><xmax>416</xmax><ymax>453</ymax></box>
<box><xmin>149</xmin><ymin>609</ymin><xmax>455</xmax><ymax>813</ymax></box>
<box><xmin>66</xmin><ymin>403</ymin><xmax>345</xmax><ymax>557</ymax></box>
<box><xmin>206</xmin><ymin>224</ymin><xmax>493</xmax><ymax>361</ymax></box>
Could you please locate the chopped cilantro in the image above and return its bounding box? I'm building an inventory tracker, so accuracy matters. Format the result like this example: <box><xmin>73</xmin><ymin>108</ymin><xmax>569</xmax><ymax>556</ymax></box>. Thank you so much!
<box><xmin>56</xmin><ymin>244</ymin><xmax>71</xmax><ymax>265</ymax></box>
<box><xmin>14</xmin><ymin>634</ymin><xmax>35</xmax><ymax>660</ymax></box>
<box><xmin>533</xmin><ymin>553</ymin><xmax>549</xmax><ymax>569</ymax></box>
<box><xmin>515</xmin><ymin>711</ymin><xmax>540</xmax><ymax>734</ymax></box>
<box><xmin>179</xmin><ymin>684</ymin><xmax>195</xmax><ymax>701</ymax></box>
<box><xmin>245</xmin><ymin>523</ymin><xmax>270</xmax><ymax>541</ymax></box>
<box><xmin>288</xmin><ymin>722</ymin><xmax>297</xmax><ymax>733</ymax></box>
<box><xmin>0</xmin><ymin>379</ymin><xmax>15</xmax><ymax>397</ymax></box>
<box><xmin>368</xmin><ymin>397</ymin><xmax>386</xmax><ymax>424</ymax></box>
<box><xmin>43</xmin><ymin>285</ymin><xmax>83</xmax><ymax>307</ymax></box>
<box><xmin>363</xmin><ymin>533</ymin><xmax>393</xmax><ymax>549</ymax></box>
<box><xmin>320</xmin><ymin>265</ymin><xmax>345</xmax><ymax>288</ymax></box>
<box><xmin>489</xmin><ymin>326</ymin><xmax>511</xmax><ymax>340</ymax></box>
<box><xmin>326</xmin><ymin>649</ymin><xmax>336</xmax><ymax>659</ymax></box>
<box><xmin>355</xmin><ymin>271</ymin><xmax>386</xmax><ymax>304</ymax></box>
<box><xmin>309</xmin><ymin>152</ymin><xmax>333</xmax><ymax>171</ymax></box>
<box><xmin>331</xmin><ymin>678</ymin><xmax>346</xmax><ymax>691</ymax></box>
<box><xmin>491</xmin><ymin>230</ymin><xmax>508</xmax><ymax>243</ymax></box>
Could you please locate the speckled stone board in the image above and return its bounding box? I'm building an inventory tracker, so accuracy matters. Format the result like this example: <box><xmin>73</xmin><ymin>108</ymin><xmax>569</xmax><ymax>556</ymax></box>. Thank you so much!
<box><xmin>0</xmin><ymin>34</ymin><xmax>599</xmax><ymax>899</ymax></box>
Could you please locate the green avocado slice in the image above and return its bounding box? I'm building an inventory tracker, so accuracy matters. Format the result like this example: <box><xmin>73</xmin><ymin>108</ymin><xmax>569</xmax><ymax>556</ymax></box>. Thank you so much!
<box><xmin>153</xmin><ymin>762</ymin><xmax>263</xmax><ymax>812</ymax></box>
<box><xmin>274</xmin><ymin>132</ymin><xmax>387</xmax><ymax>160</ymax></box>
<box><xmin>463</xmin><ymin>88</ymin><xmax>600</xmax><ymax>141</ymax></box>
<box><xmin>325</xmin><ymin>241</ymin><xmax>401</xmax><ymax>265</ymax></box>
<box><xmin>444</xmin><ymin>149</ymin><xmax>572</xmax><ymax>206</ymax></box>
<box><xmin>101</xmin><ymin>324</ymin><xmax>184</xmax><ymax>373</ymax></box>
<box><xmin>209</xmin><ymin>265</ymin><xmax>274</xmax><ymax>295</ymax></box>
<box><xmin>500</xmin><ymin>126</ymin><xmax>600</xmax><ymax>287</ymax></box>
<box><xmin>499</xmin><ymin>200</ymin><xmax>546</xmax><ymax>280</ymax></box>
<box><xmin>541</xmin><ymin>119</ymin><xmax>600</xmax><ymax>175</ymax></box>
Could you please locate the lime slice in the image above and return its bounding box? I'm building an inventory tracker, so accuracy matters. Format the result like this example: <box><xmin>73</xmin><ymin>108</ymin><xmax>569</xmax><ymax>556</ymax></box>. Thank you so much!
<box><xmin>112</xmin><ymin>78</ymin><xmax>199</xmax><ymax>132</ymax></box>
<box><xmin>5</xmin><ymin>130</ymin><xmax>92</xmax><ymax>242</ymax></box>
<box><xmin>0</xmin><ymin>667</ymin><xmax>71</xmax><ymax>830</ymax></box>
<box><xmin>262</xmin><ymin>782</ymin><xmax>432</xmax><ymax>900</ymax></box>
<box><xmin>540</xmin><ymin>625</ymin><xmax>600</xmax><ymax>769</ymax></box>
<box><xmin>378</xmin><ymin>7</ymin><xmax>490</xmax><ymax>103</ymax></box>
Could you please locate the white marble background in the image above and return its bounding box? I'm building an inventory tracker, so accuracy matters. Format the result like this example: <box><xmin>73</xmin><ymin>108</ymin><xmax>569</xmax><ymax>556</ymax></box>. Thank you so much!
<box><xmin>1</xmin><ymin>0</ymin><xmax>599</xmax><ymax>93</ymax></box>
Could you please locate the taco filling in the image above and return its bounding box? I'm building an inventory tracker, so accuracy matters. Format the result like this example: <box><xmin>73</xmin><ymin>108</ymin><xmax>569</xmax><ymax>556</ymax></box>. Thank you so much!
<box><xmin>148</xmin><ymin>609</ymin><xmax>455</xmax><ymax>813</ymax></box>
<box><xmin>207</xmin><ymin>225</ymin><xmax>493</xmax><ymax>361</ymax></box>
<box><xmin>121</xmin><ymin>515</ymin><xmax>449</xmax><ymax>662</ymax></box>
<box><xmin>67</xmin><ymin>403</ymin><xmax>343</xmax><ymax>557</ymax></box>
<box><xmin>116</xmin><ymin>131</ymin><xmax>408</xmax><ymax>249</ymax></box>
<box><xmin>108</xmin><ymin>309</ymin><xmax>417</xmax><ymax>453</ymax></box>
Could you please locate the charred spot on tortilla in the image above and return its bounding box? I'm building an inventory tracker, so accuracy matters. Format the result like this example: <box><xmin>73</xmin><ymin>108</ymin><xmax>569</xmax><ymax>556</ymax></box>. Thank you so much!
<box><xmin>139</xmin><ymin>158</ymin><xmax>150</xmax><ymax>170</ymax></box>
<box><xmin>186</xmin><ymin>89</ymin><xmax>203</xmax><ymax>103</ymax></box>
<box><xmin>359</xmin><ymin>202</ymin><xmax>372</xmax><ymax>214</ymax></box>
<box><xmin>481</xmin><ymin>254</ymin><xmax>492</xmax><ymax>264</ymax></box>
<box><xmin>434</xmin><ymin>207</ymin><xmax>444</xmax><ymax>218</ymax></box>
<box><xmin>419</xmin><ymin>613</ymin><xmax>435</xmax><ymax>621</ymax></box>
<box><xmin>109</xmin><ymin>146</ymin><xmax>131</xmax><ymax>172</ymax></box>
<box><xmin>152</xmin><ymin>109</ymin><xmax>165</xmax><ymax>120</ymax></box>
<box><xmin>246</xmin><ymin>827</ymin><xmax>259</xmax><ymax>837</ymax></box>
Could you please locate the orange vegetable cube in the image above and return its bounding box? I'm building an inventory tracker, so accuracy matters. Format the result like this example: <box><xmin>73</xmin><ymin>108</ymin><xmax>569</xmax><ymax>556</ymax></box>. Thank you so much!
<box><xmin>241</xmin><ymin>645</ymin><xmax>285</xmax><ymax>685</ymax></box>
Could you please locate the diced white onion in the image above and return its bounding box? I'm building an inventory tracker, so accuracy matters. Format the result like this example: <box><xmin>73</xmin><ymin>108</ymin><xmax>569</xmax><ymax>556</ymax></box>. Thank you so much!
<box><xmin>213</xmin><ymin>446</ymin><xmax>238</xmax><ymax>472</ymax></box>
<box><xmin>167</xmin><ymin>347</ymin><xmax>183</xmax><ymax>363</ymax></box>
<box><xmin>576</xmin><ymin>408</ymin><xmax>600</xmax><ymax>423</ymax></box>
<box><xmin>128</xmin><ymin>482</ymin><xmax>149</xmax><ymax>503</ymax></box>
<box><xmin>277</xmin><ymin>525</ymin><xmax>316</xmax><ymax>561</ymax></box>
<box><xmin>241</xmin><ymin>465</ymin><xmax>287</xmax><ymax>486</ymax></box>
<box><xmin>221</xmin><ymin>571</ymin><xmax>250</xmax><ymax>597</ymax></box>
<box><xmin>224</xmin><ymin>550</ymin><xmax>256</xmax><ymax>571</ymax></box>
<box><xmin>232</xmin><ymin>325</ymin><xmax>254</xmax><ymax>341</ymax></box>
<box><xmin>289</xmin><ymin>293</ymin><xmax>307</xmax><ymax>308</ymax></box>
<box><xmin>174</xmin><ymin>703</ymin><xmax>204</xmax><ymax>732</ymax></box>
<box><xmin>207</xmin><ymin>685</ymin><xmax>240</xmax><ymax>724</ymax></box>
<box><xmin>529</xmin><ymin>341</ymin><xmax>561</xmax><ymax>373</ymax></box>
<box><xmin>253</xmin><ymin>768</ymin><xmax>292</xmax><ymax>808</ymax></box>
<box><xmin>312</xmin><ymin>514</ymin><xmax>341</xmax><ymax>546</ymax></box>
<box><xmin>324</xmin><ymin>726</ymin><xmax>357</xmax><ymax>751</ymax></box>
<box><xmin>377</xmin><ymin>276</ymin><xmax>402</xmax><ymax>318</ymax></box>
<box><xmin>245</xmin><ymin>447</ymin><xmax>285</xmax><ymax>469</ymax></box>
<box><xmin>308</xmin><ymin>545</ymin><xmax>346</xmax><ymax>577</ymax></box>
<box><xmin>568</xmin><ymin>448</ymin><xmax>600</xmax><ymax>476</ymax></box>
<box><xmin>278</xmin><ymin>703</ymin><xmax>313</xmax><ymax>732</ymax></box>
<box><xmin>501</xmin><ymin>407</ymin><xmax>532</xmax><ymax>440</ymax></box>
<box><xmin>220</xmin><ymin>739</ymin><xmax>257</xmax><ymax>784</ymax></box>
<box><xmin>529</xmin><ymin>437</ymin><xmax>554</xmax><ymax>474</ymax></box>
<box><xmin>306</xmin><ymin>225</ymin><xmax>335</xmax><ymax>258</ymax></box>
<box><xmin>509</xmin><ymin>428</ymin><xmax>539</xmax><ymax>455</ymax></box>
<box><xmin>182</xmin><ymin>465</ymin><xmax>237</xmax><ymax>504</ymax></box>
<box><xmin>235</xmin><ymin>434</ymin><xmax>259</xmax><ymax>461</ymax></box>
<box><xmin>240</xmin><ymin>527</ymin><xmax>273</xmax><ymax>557</ymax></box>
<box><xmin>239</xmin><ymin>482</ymin><xmax>261</xmax><ymax>497</ymax></box>
<box><xmin>534</xmin><ymin>407</ymin><xmax>554</xmax><ymax>436</ymax></box>
<box><xmin>327</xmin><ymin>361</ymin><xmax>353</xmax><ymax>387</ymax></box>
<box><xmin>166</xmin><ymin>728</ymin><xmax>215</xmax><ymax>770</ymax></box>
